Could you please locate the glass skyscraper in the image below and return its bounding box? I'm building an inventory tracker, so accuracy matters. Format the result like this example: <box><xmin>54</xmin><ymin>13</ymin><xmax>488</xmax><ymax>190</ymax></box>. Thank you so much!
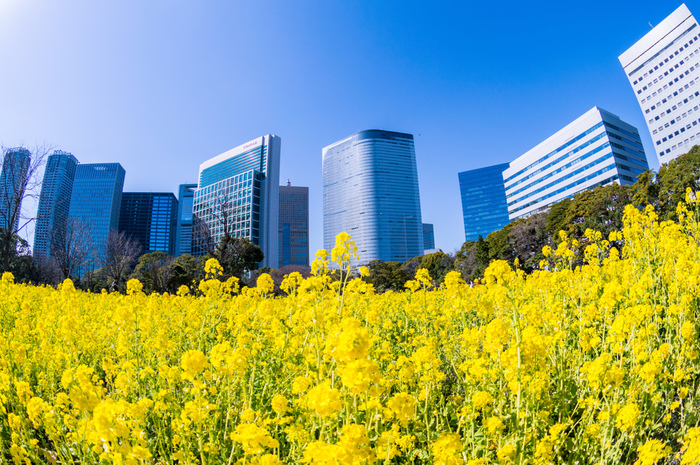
<box><xmin>68</xmin><ymin>163</ymin><xmax>126</xmax><ymax>271</ymax></box>
<box><xmin>175</xmin><ymin>183</ymin><xmax>197</xmax><ymax>256</ymax></box>
<box><xmin>620</xmin><ymin>4</ymin><xmax>700</xmax><ymax>165</ymax></box>
<box><xmin>34</xmin><ymin>150</ymin><xmax>80</xmax><ymax>259</ymax></box>
<box><xmin>279</xmin><ymin>183</ymin><xmax>309</xmax><ymax>267</ymax></box>
<box><xmin>0</xmin><ymin>147</ymin><xmax>31</xmax><ymax>232</ymax></box>
<box><xmin>422</xmin><ymin>223</ymin><xmax>435</xmax><ymax>250</ymax></box>
<box><xmin>193</xmin><ymin>135</ymin><xmax>280</xmax><ymax>268</ymax></box>
<box><xmin>119</xmin><ymin>193</ymin><xmax>178</xmax><ymax>256</ymax></box>
<box><xmin>458</xmin><ymin>163</ymin><xmax>510</xmax><ymax>241</ymax></box>
<box><xmin>504</xmin><ymin>107</ymin><xmax>649</xmax><ymax>220</ymax></box>
<box><xmin>323</xmin><ymin>129</ymin><xmax>423</xmax><ymax>264</ymax></box>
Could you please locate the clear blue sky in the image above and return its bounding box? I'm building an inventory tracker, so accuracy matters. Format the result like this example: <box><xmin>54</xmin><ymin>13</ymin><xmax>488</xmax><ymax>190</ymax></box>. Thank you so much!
<box><xmin>0</xmin><ymin>0</ymin><xmax>686</xmax><ymax>258</ymax></box>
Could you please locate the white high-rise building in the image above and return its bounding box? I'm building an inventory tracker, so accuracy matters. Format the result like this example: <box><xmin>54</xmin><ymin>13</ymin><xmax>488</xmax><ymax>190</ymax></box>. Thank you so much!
<box><xmin>193</xmin><ymin>135</ymin><xmax>280</xmax><ymax>268</ymax></box>
<box><xmin>504</xmin><ymin>107</ymin><xmax>649</xmax><ymax>220</ymax></box>
<box><xmin>620</xmin><ymin>4</ymin><xmax>700</xmax><ymax>165</ymax></box>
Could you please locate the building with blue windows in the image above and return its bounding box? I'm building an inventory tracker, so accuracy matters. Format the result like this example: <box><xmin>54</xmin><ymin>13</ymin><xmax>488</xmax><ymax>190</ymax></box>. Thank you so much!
<box><xmin>323</xmin><ymin>129</ymin><xmax>423</xmax><ymax>264</ymax></box>
<box><xmin>504</xmin><ymin>107</ymin><xmax>649</xmax><ymax>220</ymax></box>
<box><xmin>119</xmin><ymin>193</ymin><xmax>178</xmax><ymax>256</ymax></box>
<box><xmin>458</xmin><ymin>163</ymin><xmax>510</xmax><ymax>241</ymax></box>
<box><xmin>0</xmin><ymin>147</ymin><xmax>31</xmax><ymax>232</ymax></box>
<box><xmin>422</xmin><ymin>223</ymin><xmax>435</xmax><ymax>250</ymax></box>
<box><xmin>175</xmin><ymin>183</ymin><xmax>197</xmax><ymax>256</ymax></box>
<box><xmin>68</xmin><ymin>163</ymin><xmax>126</xmax><ymax>272</ymax></box>
<box><xmin>193</xmin><ymin>135</ymin><xmax>280</xmax><ymax>268</ymax></box>
<box><xmin>34</xmin><ymin>150</ymin><xmax>80</xmax><ymax>259</ymax></box>
<box><xmin>279</xmin><ymin>183</ymin><xmax>309</xmax><ymax>267</ymax></box>
<box><xmin>620</xmin><ymin>4</ymin><xmax>700</xmax><ymax>165</ymax></box>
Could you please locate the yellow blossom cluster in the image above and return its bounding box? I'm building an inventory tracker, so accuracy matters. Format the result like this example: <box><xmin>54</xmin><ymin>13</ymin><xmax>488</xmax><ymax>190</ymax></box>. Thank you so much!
<box><xmin>3</xmin><ymin>200</ymin><xmax>700</xmax><ymax>463</ymax></box>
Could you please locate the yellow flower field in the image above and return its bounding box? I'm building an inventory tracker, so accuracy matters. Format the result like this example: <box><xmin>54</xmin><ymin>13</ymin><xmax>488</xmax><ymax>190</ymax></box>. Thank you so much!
<box><xmin>2</xmin><ymin>199</ymin><xmax>700</xmax><ymax>464</ymax></box>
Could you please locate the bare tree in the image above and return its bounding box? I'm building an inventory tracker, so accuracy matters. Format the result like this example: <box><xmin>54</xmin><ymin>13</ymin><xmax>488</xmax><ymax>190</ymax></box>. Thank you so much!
<box><xmin>191</xmin><ymin>190</ymin><xmax>264</xmax><ymax>278</ymax></box>
<box><xmin>50</xmin><ymin>217</ymin><xmax>93</xmax><ymax>281</ymax></box>
<box><xmin>192</xmin><ymin>190</ymin><xmax>235</xmax><ymax>256</ymax></box>
<box><xmin>192</xmin><ymin>213</ymin><xmax>216</xmax><ymax>256</ymax></box>
<box><xmin>0</xmin><ymin>145</ymin><xmax>50</xmax><ymax>272</ymax></box>
<box><xmin>102</xmin><ymin>230</ymin><xmax>142</xmax><ymax>291</ymax></box>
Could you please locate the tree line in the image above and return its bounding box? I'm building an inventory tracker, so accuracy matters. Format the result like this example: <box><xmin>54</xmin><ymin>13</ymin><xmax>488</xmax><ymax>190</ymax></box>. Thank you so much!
<box><xmin>363</xmin><ymin>145</ymin><xmax>700</xmax><ymax>291</ymax></box>
<box><xmin>3</xmin><ymin>144</ymin><xmax>700</xmax><ymax>294</ymax></box>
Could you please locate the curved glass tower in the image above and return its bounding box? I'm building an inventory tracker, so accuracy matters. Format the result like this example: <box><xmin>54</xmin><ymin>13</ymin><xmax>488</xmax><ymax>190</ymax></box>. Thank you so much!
<box><xmin>323</xmin><ymin>129</ymin><xmax>423</xmax><ymax>264</ymax></box>
<box><xmin>34</xmin><ymin>150</ymin><xmax>79</xmax><ymax>259</ymax></box>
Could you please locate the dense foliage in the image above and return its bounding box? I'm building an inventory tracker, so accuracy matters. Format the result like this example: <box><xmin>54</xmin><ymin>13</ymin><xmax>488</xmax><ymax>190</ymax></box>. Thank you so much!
<box><xmin>3</xmin><ymin>195</ymin><xmax>700</xmax><ymax>464</ymax></box>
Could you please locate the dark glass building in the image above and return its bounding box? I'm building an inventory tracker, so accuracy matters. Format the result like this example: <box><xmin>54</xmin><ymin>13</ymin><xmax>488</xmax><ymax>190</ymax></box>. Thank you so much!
<box><xmin>119</xmin><ymin>193</ymin><xmax>178</xmax><ymax>256</ymax></box>
<box><xmin>279</xmin><ymin>183</ymin><xmax>309</xmax><ymax>267</ymax></box>
<box><xmin>458</xmin><ymin>163</ymin><xmax>511</xmax><ymax>242</ymax></box>
<box><xmin>34</xmin><ymin>150</ymin><xmax>79</xmax><ymax>259</ymax></box>
<box><xmin>422</xmin><ymin>223</ymin><xmax>435</xmax><ymax>250</ymax></box>
<box><xmin>176</xmin><ymin>183</ymin><xmax>197</xmax><ymax>256</ymax></box>
<box><xmin>68</xmin><ymin>163</ymin><xmax>126</xmax><ymax>271</ymax></box>
<box><xmin>0</xmin><ymin>147</ymin><xmax>31</xmax><ymax>232</ymax></box>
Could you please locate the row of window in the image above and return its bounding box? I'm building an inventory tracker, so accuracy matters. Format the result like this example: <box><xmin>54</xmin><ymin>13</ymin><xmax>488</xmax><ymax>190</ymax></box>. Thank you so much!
<box><xmin>655</xmin><ymin>115</ymin><xmax>700</xmax><ymax>145</ymax></box>
<box><xmin>509</xmin><ymin>163</ymin><xmax>618</xmax><ymax>216</ymax></box>
<box><xmin>644</xmin><ymin>74</ymin><xmax>698</xmax><ymax>120</ymax></box>
<box><xmin>642</xmin><ymin>63</ymin><xmax>698</xmax><ymax>108</ymax></box>
<box><xmin>507</xmin><ymin>131</ymin><xmax>607</xmax><ymax>192</ymax></box>
<box><xmin>638</xmin><ymin>54</ymin><xmax>697</xmax><ymax>97</ymax></box>
<box><xmin>504</xmin><ymin>122</ymin><xmax>604</xmax><ymax>185</ymax></box>
<box><xmin>630</xmin><ymin>24</ymin><xmax>698</xmax><ymax>79</ymax></box>
<box><xmin>506</xmin><ymin>140</ymin><xmax>611</xmax><ymax>200</ymax></box>
<box><xmin>607</xmin><ymin>130</ymin><xmax>645</xmax><ymax>151</ymax></box>
<box><xmin>652</xmin><ymin>92</ymin><xmax>700</xmax><ymax>133</ymax></box>
<box><xmin>660</xmin><ymin>131</ymin><xmax>700</xmax><ymax>156</ymax></box>
<box><xmin>507</xmin><ymin>149</ymin><xmax>614</xmax><ymax>208</ymax></box>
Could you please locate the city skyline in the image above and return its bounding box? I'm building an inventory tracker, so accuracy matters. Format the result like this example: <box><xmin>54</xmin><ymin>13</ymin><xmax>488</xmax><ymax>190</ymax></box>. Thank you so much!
<box><xmin>1</xmin><ymin>0</ymin><xmax>695</xmax><ymax>256</ymax></box>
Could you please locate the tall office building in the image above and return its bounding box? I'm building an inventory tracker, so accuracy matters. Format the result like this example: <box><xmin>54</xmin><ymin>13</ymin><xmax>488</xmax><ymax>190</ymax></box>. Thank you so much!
<box><xmin>119</xmin><ymin>193</ymin><xmax>178</xmax><ymax>256</ymax></box>
<box><xmin>175</xmin><ymin>183</ymin><xmax>197</xmax><ymax>256</ymax></box>
<box><xmin>620</xmin><ymin>4</ymin><xmax>700</xmax><ymax>165</ymax></box>
<box><xmin>0</xmin><ymin>147</ymin><xmax>31</xmax><ymax>232</ymax></box>
<box><xmin>323</xmin><ymin>129</ymin><xmax>423</xmax><ymax>264</ymax></box>
<box><xmin>193</xmin><ymin>135</ymin><xmax>280</xmax><ymax>268</ymax></box>
<box><xmin>458</xmin><ymin>163</ymin><xmax>511</xmax><ymax>241</ymax></box>
<box><xmin>279</xmin><ymin>183</ymin><xmax>309</xmax><ymax>267</ymax></box>
<box><xmin>34</xmin><ymin>150</ymin><xmax>80</xmax><ymax>259</ymax></box>
<box><xmin>504</xmin><ymin>107</ymin><xmax>649</xmax><ymax>220</ymax></box>
<box><xmin>68</xmin><ymin>163</ymin><xmax>126</xmax><ymax>271</ymax></box>
<box><xmin>422</xmin><ymin>223</ymin><xmax>435</xmax><ymax>250</ymax></box>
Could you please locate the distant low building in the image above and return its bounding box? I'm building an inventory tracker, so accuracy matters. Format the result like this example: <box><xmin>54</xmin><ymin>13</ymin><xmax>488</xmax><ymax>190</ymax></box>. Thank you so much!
<box><xmin>422</xmin><ymin>223</ymin><xmax>435</xmax><ymax>250</ymax></box>
<box><xmin>175</xmin><ymin>183</ymin><xmax>197</xmax><ymax>256</ymax></box>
